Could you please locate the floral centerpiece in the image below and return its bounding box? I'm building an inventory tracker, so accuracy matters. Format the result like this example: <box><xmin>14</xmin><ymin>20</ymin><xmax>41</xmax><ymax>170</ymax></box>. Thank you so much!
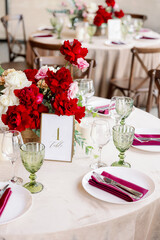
<box><xmin>93</xmin><ymin>0</ymin><xmax>124</xmax><ymax>27</ymax></box>
<box><xmin>0</xmin><ymin>39</ymin><xmax>92</xmax><ymax>153</ymax></box>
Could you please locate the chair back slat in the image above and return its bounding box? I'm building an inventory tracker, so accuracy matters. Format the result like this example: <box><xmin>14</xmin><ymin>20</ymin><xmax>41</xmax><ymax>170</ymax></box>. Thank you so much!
<box><xmin>1</xmin><ymin>14</ymin><xmax>26</xmax><ymax>61</ymax></box>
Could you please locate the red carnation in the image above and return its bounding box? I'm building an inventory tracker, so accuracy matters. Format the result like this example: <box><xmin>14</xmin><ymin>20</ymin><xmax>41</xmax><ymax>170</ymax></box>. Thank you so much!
<box><xmin>14</xmin><ymin>84</ymin><xmax>43</xmax><ymax>111</ymax></box>
<box><xmin>60</xmin><ymin>39</ymin><xmax>88</xmax><ymax>65</ymax></box>
<box><xmin>94</xmin><ymin>14</ymin><xmax>104</xmax><ymax>26</ymax></box>
<box><xmin>75</xmin><ymin>106</ymin><xmax>85</xmax><ymax>123</ymax></box>
<box><xmin>106</xmin><ymin>0</ymin><xmax>115</xmax><ymax>7</ymax></box>
<box><xmin>2</xmin><ymin>105</ymin><xmax>32</xmax><ymax>132</ymax></box>
<box><xmin>114</xmin><ymin>10</ymin><xmax>124</xmax><ymax>18</ymax></box>
<box><xmin>45</xmin><ymin>67</ymin><xmax>73</xmax><ymax>94</ymax></box>
<box><xmin>24</xmin><ymin>69</ymin><xmax>38</xmax><ymax>84</ymax></box>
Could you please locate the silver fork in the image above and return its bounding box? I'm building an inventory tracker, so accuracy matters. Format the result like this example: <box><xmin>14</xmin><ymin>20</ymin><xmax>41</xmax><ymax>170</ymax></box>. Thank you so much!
<box><xmin>134</xmin><ymin>135</ymin><xmax>160</xmax><ymax>143</ymax></box>
<box><xmin>92</xmin><ymin>172</ymin><xmax>141</xmax><ymax>200</ymax></box>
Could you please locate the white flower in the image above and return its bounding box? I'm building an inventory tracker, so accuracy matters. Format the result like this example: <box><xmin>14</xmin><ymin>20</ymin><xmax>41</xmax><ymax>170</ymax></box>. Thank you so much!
<box><xmin>4</xmin><ymin>71</ymin><xmax>31</xmax><ymax>89</ymax></box>
<box><xmin>87</xmin><ymin>3</ymin><xmax>98</xmax><ymax>13</ymax></box>
<box><xmin>0</xmin><ymin>93</ymin><xmax>19</xmax><ymax>114</ymax></box>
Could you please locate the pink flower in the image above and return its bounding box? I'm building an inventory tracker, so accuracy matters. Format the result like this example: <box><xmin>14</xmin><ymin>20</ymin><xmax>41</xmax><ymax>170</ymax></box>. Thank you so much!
<box><xmin>35</xmin><ymin>66</ymin><xmax>48</xmax><ymax>80</ymax></box>
<box><xmin>61</xmin><ymin>1</ymin><xmax>67</xmax><ymax>7</ymax></box>
<box><xmin>69</xmin><ymin>9</ymin><xmax>74</xmax><ymax>14</ymax></box>
<box><xmin>67</xmin><ymin>82</ymin><xmax>78</xmax><ymax>99</ymax></box>
<box><xmin>77</xmin><ymin>58</ymin><xmax>89</xmax><ymax>70</ymax></box>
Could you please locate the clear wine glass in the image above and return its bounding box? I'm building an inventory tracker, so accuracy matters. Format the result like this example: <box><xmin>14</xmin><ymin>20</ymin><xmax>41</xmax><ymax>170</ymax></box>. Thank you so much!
<box><xmin>20</xmin><ymin>142</ymin><xmax>45</xmax><ymax>194</ymax></box>
<box><xmin>90</xmin><ymin>119</ymin><xmax>111</xmax><ymax>169</ymax></box>
<box><xmin>115</xmin><ymin>97</ymin><xmax>134</xmax><ymax>125</ymax></box>
<box><xmin>55</xmin><ymin>16</ymin><xmax>64</xmax><ymax>39</ymax></box>
<box><xmin>75</xmin><ymin>78</ymin><xmax>95</xmax><ymax>106</ymax></box>
<box><xmin>109</xmin><ymin>96</ymin><xmax>122</xmax><ymax>125</ymax></box>
<box><xmin>87</xmin><ymin>24</ymin><xmax>97</xmax><ymax>43</ymax></box>
<box><xmin>111</xmin><ymin>125</ymin><xmax>135</xmax><ymax>168</ymax></box>
<box><xmin>2</xmin><ymin>130</ymin><xmax>23</xmax><ymax>184</ymax></box>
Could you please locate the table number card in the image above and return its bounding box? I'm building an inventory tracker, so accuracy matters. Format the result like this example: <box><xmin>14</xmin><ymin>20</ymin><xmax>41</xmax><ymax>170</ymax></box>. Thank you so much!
<box><xmin>40</xmin><ymin>114</ymin><xmax>74</xmax><ymax>162</ymax></box>
<box><xmin>107</xmin><ymin>19</ymin><xmax>122</xmax><ymax>41</ymax></box>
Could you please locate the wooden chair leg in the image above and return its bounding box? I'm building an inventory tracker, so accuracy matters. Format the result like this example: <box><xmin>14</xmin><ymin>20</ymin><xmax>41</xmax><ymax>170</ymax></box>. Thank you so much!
<box><xmin>107</xmin><ymin>83</ymin><xmax>115</xmax><ymax>99</ymax></box>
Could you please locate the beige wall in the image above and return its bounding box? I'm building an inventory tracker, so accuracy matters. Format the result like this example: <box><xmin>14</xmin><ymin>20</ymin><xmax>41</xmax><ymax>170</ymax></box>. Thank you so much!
<box><xmin>0</xmin><ymin>0</ymin><xmax>159</xmax><ymax>39</ymax></box>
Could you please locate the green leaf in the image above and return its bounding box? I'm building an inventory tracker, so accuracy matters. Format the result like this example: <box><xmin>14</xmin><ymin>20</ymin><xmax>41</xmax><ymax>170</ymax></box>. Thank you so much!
<box><xmin>0</xmin><ymin>66</ymin><xmax>4</xmax><ymax>76</ymax></box>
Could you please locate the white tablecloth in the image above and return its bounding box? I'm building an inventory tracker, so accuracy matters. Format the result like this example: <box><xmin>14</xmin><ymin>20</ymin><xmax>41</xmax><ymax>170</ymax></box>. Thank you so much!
<box><xmin>26</xmin><ymin>29</ymin><xmax>160</xmax><ymax>98</ymax></box>
<box><xmin>0</xmin><ymin>97</ymin><xmax>160</xmax><ymax>240</ymax></box>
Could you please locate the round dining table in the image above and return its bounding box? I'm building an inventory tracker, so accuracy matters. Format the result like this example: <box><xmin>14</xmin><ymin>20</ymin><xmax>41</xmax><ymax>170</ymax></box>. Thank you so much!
<box><xmin>26</xmin><ymin>28</ymin><xmax>160</xmax><ymax>98</ymax></box>
<box><xmin>0</xmin><ymin>96</ymin><xmax>160</xmax><ymax>240</ymax></box>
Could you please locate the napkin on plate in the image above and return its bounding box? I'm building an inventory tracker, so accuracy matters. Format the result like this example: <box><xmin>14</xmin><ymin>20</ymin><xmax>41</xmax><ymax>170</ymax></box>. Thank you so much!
<box><xmin>88</xmin><ymin>171</ymin><xmax>148</xmax><ymax>202</ymax></box>
<box><xmin>32</xmin><ymin>34</ymin><xmax>54</xmax><ymax>38</ymax></box>
<box><xmin>111</xmin><ymin>41</ymin><xmax>125</xmax><ymax>45</ymax></box>
<box><xmin>139</xmin><ymin>36</ymin><xmax>158</xmax><ymax>40</ymax></box>
<box><xmin>133</xmin><ymin>133</ymin><xmax>160</xmax><ymax>146</ymax></box>
<box><xmin>95</xmin><ymin>104</ymin><xmax>110</xmax><ymax>115</ymax></box>
<box><xmin>0</xmin><ymin>187</ymin><xmax>12</xmax><ymax>217</ymax></box>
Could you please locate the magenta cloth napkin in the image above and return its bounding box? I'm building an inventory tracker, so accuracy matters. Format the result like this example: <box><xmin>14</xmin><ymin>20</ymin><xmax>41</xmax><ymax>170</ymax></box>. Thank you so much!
<box><xmin>111</xmin><ymin>41</ymin><xmax>125</xmax><ymax>45</ymax></box>
<box><xmin>133</xmin><ymin>133</ymin><xmax>160</xmax><ymax>146</ymax></box>
<box><xmin>95</xmin><ymin>104</ymin><xmax>109</xmax><ymax>115</ymax></box>
<box><xmin>0</xmin><ymin>187</ymin><xmax>12</xmax><ymax>217</ymax></box>
<box><xmin>33</xmin><ymin>34</ymin><xmax>53</xmax><ymax>38</ymax></box>
<box><xmin>140</xmin><ymin>36</ymin><xmax>158</xmax><ymax>40</ymax></box>
<box><xmin>88</xmin><ymin>171</ymin><xmax>148</xmax><ymax>202</ymax></box>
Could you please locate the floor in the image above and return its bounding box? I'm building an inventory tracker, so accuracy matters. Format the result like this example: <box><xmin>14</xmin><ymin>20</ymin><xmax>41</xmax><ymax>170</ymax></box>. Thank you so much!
<box><xmin>0</xmin><ymin>42</ymin><xmax>158</xmax><ymax>118</ymax></box>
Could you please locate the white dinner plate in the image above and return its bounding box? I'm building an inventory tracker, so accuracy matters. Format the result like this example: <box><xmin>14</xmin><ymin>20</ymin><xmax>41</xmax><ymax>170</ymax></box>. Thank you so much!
<box><xmin>0</xmin><ymin>182</ymin><xmax>32</xmax><ymax>225</ymax></box>
<box><xmin>89</xmin><ymin>98</ymin><xmax>110</xmax><ymax>117</ymax></box>
<box><xmin>132</xmin><ymin>128</ymin><xmax>160</xmax><ymax>152</ymax></box>
<box><xmin>82</xmin><ymin>167</ymin><xmax>155</xmax><ymax>204</ymax></box>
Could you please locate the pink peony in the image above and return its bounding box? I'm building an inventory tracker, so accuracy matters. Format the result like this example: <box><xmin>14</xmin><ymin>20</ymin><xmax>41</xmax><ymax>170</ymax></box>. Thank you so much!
<box><xmin>67</xmin><ymin>82</ymin><xmax>78</xmax><ymax>99</ymax></box>
<box><xmin>77</xmin><ymin>58</ymin><xmax>89</xmax><ymax>70</ymax></box>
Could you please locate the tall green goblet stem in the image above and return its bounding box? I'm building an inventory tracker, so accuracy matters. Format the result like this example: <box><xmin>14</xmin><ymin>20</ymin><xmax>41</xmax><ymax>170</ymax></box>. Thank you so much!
<box><xmin>120</xmin><ymin>118</ymin><xmax>125</xmax><ymax>125</ymax></box>
<box><xmin>29</xmin><ymin>173</ymin><xmax>37</xmax><ymax>185</ymax></box>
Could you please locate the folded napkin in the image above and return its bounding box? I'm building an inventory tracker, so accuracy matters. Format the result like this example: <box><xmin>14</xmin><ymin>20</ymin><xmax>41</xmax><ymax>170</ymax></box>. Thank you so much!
<box><xmin>32</xmin><ymin>34</ymin><xmax>53</xmax><ymax>38</ymax></box>
<box><xmin>140</xmin><ymin>28</ymin><xmax>150</xmax><ymax>33</ymax></box>
<box><xmin>88</xmin><ymin>171</ymin><xmax>148</xmax><ymax>202</ymax></box>
<box><xmin>133</xmin><ymin>133</ymin><xmax>160</xmax><ymax>146</ymax></box>
<box><xmin>111</xmin><ymin>41</ymin><xmax>125</xmax><ymax>45</ymax></box>
<box><xmin>0</xmin><ymin>187</ymin><xmax>12</xmax><ymax>217</ymax></box>
<box><xmin>140</xmin><ymin>36</ymin><xmax>158</xmax><ymax>40</ymax></box>
<box><xmin>95</xmin><ymin>104</ymin><xmax>109</xmax><ymax>115</ymax></box>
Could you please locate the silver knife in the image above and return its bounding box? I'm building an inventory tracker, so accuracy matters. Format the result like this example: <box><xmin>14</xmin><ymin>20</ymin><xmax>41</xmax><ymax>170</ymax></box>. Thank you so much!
<box><xmin>93</xmin><ymin>172</ymin><xmax>143</xmax><ymax>198</ymax></box>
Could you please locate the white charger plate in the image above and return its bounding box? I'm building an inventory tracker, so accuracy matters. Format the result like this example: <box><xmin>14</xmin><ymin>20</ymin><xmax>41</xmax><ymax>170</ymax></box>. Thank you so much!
<box><xmin>132</xmin><ymin>128</ymin><xmax>160</xmax><ymax>152</ymax></box>
<box><xmin>82</xmin><ymin>167</ymin><xmax>155</xmax><ymax>204</ymax></box>
<box><xmin>0</xmin><ymin>182</ymin><xmax>32</xmax><ymax>225</ymax></box>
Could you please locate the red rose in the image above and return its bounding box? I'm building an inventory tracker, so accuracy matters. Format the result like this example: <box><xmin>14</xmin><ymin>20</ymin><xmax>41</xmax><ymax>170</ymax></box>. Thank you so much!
<box><xmin>60</xmin><ymin>39</ymin><xmax>88</xmax><ymax>65</ymax></box>
<box><xmin>2</xmin><ymin>105</ymin><xmax>32</xmax><ymax>132</ymax></box>
<box><xmin>114</xmin><ymin>10</ymin><xmax>124</xmax><ymax>18</ymax></box>
<box><xmin>38</xmin><ymin>104</ymin><xmax>49</xmax><ymax>113</ymax></box>
<box><xmin>94</xmin><ymin>14</ymin><xmax>104</xmax><ymax>26</ymax></box>
<box><xmin>103</xmin><ymin>12</ymin><xmax>112</xmax><ymax>23</ymax></box>
<box><xmin>105</xmin><ymin>0</ymin><xmax>115</xmax><ymax>7</ymax></box>
<box><xmin>14</xmin><ymin>84</ymin><xmax>43</xmax><ymax>111</ymax></box>
<box><xmin>45</xmin><ymin>68</ymin><xmax>73</xmax><ymax>94</ymax></box>
<box><xmin>29</xmin><ymin>110</ymin><xmax>40</xmax><ymax>129</ymax></box>
<box><xmin>24</xmin><ymin>69</ymin><xmax>38</xmax><ymax>84</ymax></box>
<box><xmin>75</xmin><ymin>106</ymin><xmax>85</xmax><ymax>123</ymax></box>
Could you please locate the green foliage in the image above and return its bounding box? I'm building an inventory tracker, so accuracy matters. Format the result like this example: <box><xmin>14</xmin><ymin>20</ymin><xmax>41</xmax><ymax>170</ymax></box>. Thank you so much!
<box><xmin>74</xmin><ymin>129</ymin><xmax>93</xmax><ymax>155</ymax></box>
<box><xmin>0</xmin><ymin>66</ymin><xmax>4</xmax><ymax>76</ymax></box>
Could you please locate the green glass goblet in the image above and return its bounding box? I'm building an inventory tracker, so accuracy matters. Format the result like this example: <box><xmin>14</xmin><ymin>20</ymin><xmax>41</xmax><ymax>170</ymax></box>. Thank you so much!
<box><xmin>115</xmin><ymin>97</ymin><xmax>134</xmax><ymax>125</ymax></box>
<box><xmin>87</xmin><ymin>24</ymin><xmax>97</xmax><ymax>43</ymax></box>
<box><xmin>111</xmin><ymin>125</ymin><xmax>135</xmax><ymax>168</ymax></box>
<box><xmin>20</xmin><ymin>142</ymin><xmax>45</xmax><ymax>194</ymax></box>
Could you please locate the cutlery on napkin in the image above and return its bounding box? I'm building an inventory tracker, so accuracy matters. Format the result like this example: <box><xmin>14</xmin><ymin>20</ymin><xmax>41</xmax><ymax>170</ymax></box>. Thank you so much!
<box><xmin>139</xmin><ymin>36</ymin><xmax>158</xmax><ymax>40</ymax></box>
<box><xmin>133</xmin><ymin>133</ymin><xmax>160</xmax><ymax>145</ymax></box>
<box><xmin>0</xmin><ymin>186</ymin><xmax>12</xmax><ymax>217</ymax></box>
<box><xmin>88</xmin><ymin>171</ymin><xmax>148</xmax><ymax>202</ymax></box>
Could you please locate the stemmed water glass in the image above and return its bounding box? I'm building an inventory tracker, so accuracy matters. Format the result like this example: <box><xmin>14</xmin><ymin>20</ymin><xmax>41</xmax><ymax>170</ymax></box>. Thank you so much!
<box><xmin>109</xmin><ymin>96</ymin><xmax>122</xmax><ymax>125</ymax></box>
<box><xmin>2</xmin><ymin>130</ymin><xmax>23</xmax><ymax>184</ymax></box>
<box><xmin>111</xmin><ymin>125</ymin><xmax>135</xmax><ymax>168</ymax></box>
<box><xmin>75</xmin><ymin>78</ymin><xmax>95</xmax><ymax>106</ymax></box>
<box><xmin>55</xmin><ymin>16</ymin><xmax>64</xmax><ymax>39</ymax></box>
<box><xmin>90</xmin><ymin>119</ymin><xmax>111</xmax><ymax>169</ymax></box>
<box><xmin>87</xmin><ymin>24</ymin><xmax>97</xmax><ymax>43</ymax></box>
<box><xmin>20</xmin><ymin>142</ymin><xmax>45</xmax><ymax>194</ymax></box>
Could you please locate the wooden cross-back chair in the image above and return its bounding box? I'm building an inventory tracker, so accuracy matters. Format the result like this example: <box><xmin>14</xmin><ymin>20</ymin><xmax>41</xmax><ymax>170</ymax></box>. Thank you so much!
<box><xmin>1</xmin><ymin>14</ymin><xmax>27</xmax><ymax>61</ymax></box>
<box><xmin>147</xmin><ymin>69</ymin><xmax>160</xmax><ymax>117</ymax></box>
<box><xmin>107</xmin><ymin>47</ymin><xmax>160</xmax><ymax>106</ymax></box>
<box><xmin>125</xmin><ymin>13</ymin><xmax>147</xmax><ymax>21</ymax></box>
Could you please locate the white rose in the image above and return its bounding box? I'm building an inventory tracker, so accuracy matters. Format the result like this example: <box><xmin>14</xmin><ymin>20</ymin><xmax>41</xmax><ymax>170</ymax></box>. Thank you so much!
<box><xmin>87</xmin><ymin>3</ymin><xmax>98</xmax><ymax>13</ymax></box>
<box><xmin>48</xmin><ymin>66</ymin><xmax>60</xmax><ymax>73</ymax></box>
<box><xmin>4</xmin><ymin>71</ymin><xmax>32</xmax><ymax>89</ymax></box>
<box><xmin>0</xmin><ymin>94</ymin><xmax>19</xmax><ymax>114</ymax></box>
